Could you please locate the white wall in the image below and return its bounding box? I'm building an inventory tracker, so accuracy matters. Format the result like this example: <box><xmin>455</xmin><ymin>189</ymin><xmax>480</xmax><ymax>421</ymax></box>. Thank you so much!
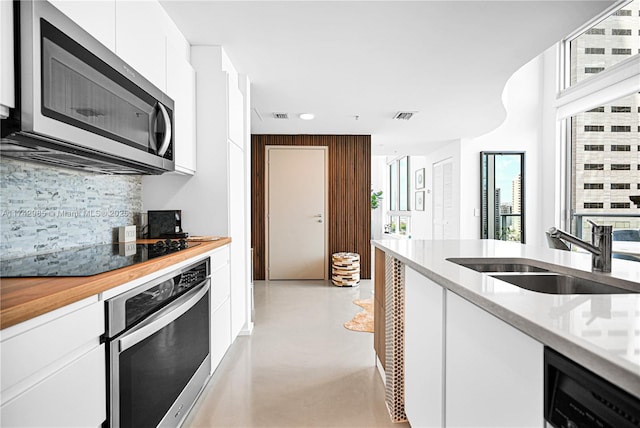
<box><xmin>408</xmin><ymin>156</ymin><xmax>429</xmax><ymax>239</ymax></box>
<box><xmin>459</xmin><ymin>55</ymin><xmax>545</xmax><ymax>247</ymax></box>
<box><xmin>142</xmin><ymin>47</ymin><xmax>229</xmax><ymax>236</ymax></box>
<box><xmin>376</xmin><ymin>53</ymin><xmax>551</xmax><ymax>246</ymax></box>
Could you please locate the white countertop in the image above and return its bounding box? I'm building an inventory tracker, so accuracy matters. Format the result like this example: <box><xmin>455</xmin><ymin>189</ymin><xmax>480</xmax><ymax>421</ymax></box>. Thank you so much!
<box><xmin>371</xmin><ymin>239</ymin><xmax>640</xmax><ymax>398</ymax></box>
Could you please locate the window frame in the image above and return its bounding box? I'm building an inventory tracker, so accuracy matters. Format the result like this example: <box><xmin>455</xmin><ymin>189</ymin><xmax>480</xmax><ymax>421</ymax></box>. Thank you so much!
<box><xmin>557</xmin><ymin>0</ymin><xmax>640</xmax><ymax>233</ymax></box>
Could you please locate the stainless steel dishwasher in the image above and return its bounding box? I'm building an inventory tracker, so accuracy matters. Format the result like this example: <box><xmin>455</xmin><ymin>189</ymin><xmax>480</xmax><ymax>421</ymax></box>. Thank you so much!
<box><xmin>545</xmin><ymin>347</ymin><xmax>640</xmax><ymax>428</ymax></box>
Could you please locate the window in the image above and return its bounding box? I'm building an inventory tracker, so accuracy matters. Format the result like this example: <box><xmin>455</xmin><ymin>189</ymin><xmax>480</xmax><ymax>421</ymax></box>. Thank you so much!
<box><xmin>612</xmin><ymin>48</ymin><xmax>632</xmax><ymax>55</ymax></box>
<box><xmin>611</xmin><ymin>183</ymin><xmax>631</xmax><ymax>189</ymax></box>
<box><xmin>611</xmin><ymin>164</ymin><xmax>631</xmax><ymax>170</ymax></box>
<box><xmin>611</xmin><ymin>106</ymin><xmax>631</xmax><ymax>112</ymax></box>
<box><xmin>584</xmin><ymin>183</ymin><xmax>604</xmax><ymax>189</ymax></box>
<box><xmin>480</xmin><ymin>152</ymin><xmax>525</xmax><ymax>243</ymax></box>
<box><xmin>389</xmin><ymin>161</ymin><xmax>397</xmax><ymax>210</ymax></box>
<box><xmin>611</xmin><ymin>202</ymin><xmax>631</xmax><ymax>208</ymax></box>
<box><xmin>568</xmin><ymin>2</ymin><xmax>640</xmax><ymax>86</ymax></box>
<box><xmin>611</xmin><ymin>126</ymin><xmax>631</xmax><ymax>132</ymax></box>
<box><xmin>584</xmin><ymin>202</ymin><xmax>604</xmax><ymax>209</ymax></box>
<box><xmin>584</xmin><ymin>164</ymin><xmax>604</xmax><ymax>170</ymax></box>
<box><xmin>388</xmin><ymin>156</ymin><xmax>410</xmax><ymax>212</ymax></box>
<box><xmin>611</xmin><ymin>145</ymin><xmax>631</xmax><ymax>151</ymax></box>
<box><xmin>564</xmin><ymin>0</ymin><xmax>640</xmax><ymax>250</ymax></box>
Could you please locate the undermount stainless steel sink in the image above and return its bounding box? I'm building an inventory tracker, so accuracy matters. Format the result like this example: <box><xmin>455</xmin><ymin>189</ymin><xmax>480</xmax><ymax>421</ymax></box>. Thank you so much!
<box><xmin>447</xmin><ymin>258</ymin><xmax>548</xmax><ymax>273</ymax></box>
<box><xmin>490</xmin><ymin>274</ymin><xmax>639</xmax><ymax>295</ymax></box>
<box><xmin>447</xmin><ymin>257</ymin><xmax>638</xmax><ymax>294</ymax></box>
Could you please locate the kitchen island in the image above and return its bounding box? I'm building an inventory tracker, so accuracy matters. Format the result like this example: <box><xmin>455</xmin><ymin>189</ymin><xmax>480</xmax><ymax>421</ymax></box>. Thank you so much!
<box><xmin>372</xmin><ymin>239</ymin><xmax>640</xmax><ymax>427</ymax></box>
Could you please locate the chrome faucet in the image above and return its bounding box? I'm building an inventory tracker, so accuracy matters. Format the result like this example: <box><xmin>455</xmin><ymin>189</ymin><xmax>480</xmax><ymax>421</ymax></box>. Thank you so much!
<box><xmin>548</xmin><ymin>220</ymin><xmax>612</xmax><ymax>273</ymax></box>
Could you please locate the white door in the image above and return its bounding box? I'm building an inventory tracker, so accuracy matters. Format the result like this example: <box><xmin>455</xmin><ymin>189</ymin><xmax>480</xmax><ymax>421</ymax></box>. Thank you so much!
<box><xmin>267</xmin><ymin>147</ymin><xmax>327</xmax><ymax>279</ymax></box>
<box><xmin>433</xmin><ymin>158</ymin><xmax>453</xmax><ymax>240</ymax></box>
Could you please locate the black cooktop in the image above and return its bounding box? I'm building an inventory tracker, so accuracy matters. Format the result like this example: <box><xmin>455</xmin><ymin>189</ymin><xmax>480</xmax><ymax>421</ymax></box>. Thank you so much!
<box><xmin>0</xmin><ymin>240</ymin><xmax>200</xmax><ymax>278</ymax></box>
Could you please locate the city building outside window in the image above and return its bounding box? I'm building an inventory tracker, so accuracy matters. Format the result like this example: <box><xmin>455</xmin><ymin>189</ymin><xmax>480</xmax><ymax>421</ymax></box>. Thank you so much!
<box><xmin>565</xmin><ymin>0</ymin><xmax>639</xmax><ymax>255</ymax></box>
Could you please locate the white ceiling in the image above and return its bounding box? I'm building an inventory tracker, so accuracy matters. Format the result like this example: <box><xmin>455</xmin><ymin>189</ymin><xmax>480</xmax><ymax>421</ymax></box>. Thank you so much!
<box><xmin>160</xmin><ymin>0</ymin><xmax>615</xmax><ymax>155</ymax></box>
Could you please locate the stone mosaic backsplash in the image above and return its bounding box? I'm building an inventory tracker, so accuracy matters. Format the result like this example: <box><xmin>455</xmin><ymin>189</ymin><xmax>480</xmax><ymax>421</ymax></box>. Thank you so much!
<box><xmin>1</xmin><ymin>158</ymin><xmax>142</xmax><ymax>259</ymax></box>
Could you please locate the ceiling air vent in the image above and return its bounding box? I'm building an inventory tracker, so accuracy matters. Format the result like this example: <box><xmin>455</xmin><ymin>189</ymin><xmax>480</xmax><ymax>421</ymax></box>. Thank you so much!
<box><xmin>393</xmin><ymin>111</ymin><xmax>417</xmax><ymax>120</ymax></box>
<box><xmin>272</xmin><ymin>112</ymin><xmax>289</xmax><ymax>119</ymax></box>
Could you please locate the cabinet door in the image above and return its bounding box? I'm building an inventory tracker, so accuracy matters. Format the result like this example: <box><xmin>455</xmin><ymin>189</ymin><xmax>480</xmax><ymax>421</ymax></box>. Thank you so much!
<box><xmin>49</xmin><ymin>0</ymin><xmax>116</xmax><ymax>51</ymax></box>
<box><xmin>211</xmin><ymin>298</ymin><xmax>231</xmax><ymax>373</ymax></box>
<box><xmin>404</xmin><ymin>267</ymin><xmax>444</xmax><ymax>428</ymax></box>
<box><xmin>229</xmin><ymin>142</ymin><xmax>247</xmax><ymax>338</ymax></box>
<box><xmin>211</xmin><ymin>262</ymin><xmax>232</xmax><ymax>373</ymax></box>
<box><xmin>167</xmin><ymin>39</ymin><xmax>196</xmax><ymax>174</ymax></box>
<box><xmin>446</xmin><ymin>291</ymin><xmax>544</xmax><ymax>428</ymax></box>
<box><xmin>0</xmin><ymin>0</ymin><xmax>15</xmax><ymax>118</ymax></box>
<box><xmin>0</xmin><ymin>345</ymin><xmax>106</xmax><ymax>427</ymax></box>
<box><xmin>1</xmin><ymin>300</ymin><xmax>104</xmax><ymax>393</ymax></box>
<box><xmin>227</xmin><ymin>74</ymin><xmax>244</xmax><ymax>147</ymax></box>
<box><xmin>115</xmin><ymin>0</ymin><xmax>166</xmax><ymax>91</ymax></box>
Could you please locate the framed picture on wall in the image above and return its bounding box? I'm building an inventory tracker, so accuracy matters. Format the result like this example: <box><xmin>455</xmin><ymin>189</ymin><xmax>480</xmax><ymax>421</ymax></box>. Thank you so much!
<box><xmin>415</xmin><ymin>191</ymin><xmax>425</xmax><ymax>211</ymax></box>
<box><xmin>415</xmin><ymin>168</ymin><xmax>425</xmax><ymax>189</ymax></box>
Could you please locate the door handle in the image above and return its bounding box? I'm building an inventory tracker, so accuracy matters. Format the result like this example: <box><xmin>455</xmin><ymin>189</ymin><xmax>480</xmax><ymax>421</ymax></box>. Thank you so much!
<box><xmin>156</xmin><ymin>103</ymin><xmax>172</xmax><ymax>156</ymax></box>
<box><xmin>313</xmin><ymin>214</ymin><xmax>323</xmax><ymax>218</ymax></box>
<box><xmin>149</xmin><ymin>103</ymin><xmax>172</xmax><ymax>156</ymax></box>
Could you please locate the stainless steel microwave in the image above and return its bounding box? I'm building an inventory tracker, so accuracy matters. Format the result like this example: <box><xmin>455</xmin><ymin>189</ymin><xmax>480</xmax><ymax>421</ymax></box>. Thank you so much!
<box><xmin>0</xmin><ymin>0</ymin><xmax>175</xmax><ymax>174</ymax></box>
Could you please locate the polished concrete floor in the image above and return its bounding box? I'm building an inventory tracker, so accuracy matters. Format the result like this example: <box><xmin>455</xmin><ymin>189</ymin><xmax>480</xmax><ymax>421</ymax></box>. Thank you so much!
<box><xmin>183</xmin><ymin>279</ymin><xmax>408</xmax><ymax>428</ymax></box>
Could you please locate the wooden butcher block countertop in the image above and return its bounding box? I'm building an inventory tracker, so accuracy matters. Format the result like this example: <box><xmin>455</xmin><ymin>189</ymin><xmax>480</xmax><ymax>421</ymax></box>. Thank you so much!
<box><xmin>0</xmin><ymin>238</ymin><xmax>231</xmax><ymax>330</ymax></box>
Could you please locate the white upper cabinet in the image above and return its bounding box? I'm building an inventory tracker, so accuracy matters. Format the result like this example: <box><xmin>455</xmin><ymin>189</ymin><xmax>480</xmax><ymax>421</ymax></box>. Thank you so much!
<box><xmin>49</xmin><ymin>0</ymin><xmax>116</xmax><ymax>51</ymax></box>
<box><xmin>167</xmin><ymin>38</ymin><xmax>197</xmax><ymax>174</ymax></box>
<box><xmin>0</xmin><ymin>0</ymin><xmax>15</xmax><ymax>118</ymax></box>
<box><xmin>115</xmin><ymin>0</ymin><xmax>167</xmax><ymax>92</ymax></box>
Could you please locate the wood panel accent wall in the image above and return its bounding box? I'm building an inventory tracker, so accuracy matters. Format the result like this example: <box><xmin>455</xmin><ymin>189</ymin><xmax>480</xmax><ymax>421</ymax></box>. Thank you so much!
<box><xmin>251</xmin><ymin>135</ymin><xmax>371</xmax><ymax>280</ymax></box>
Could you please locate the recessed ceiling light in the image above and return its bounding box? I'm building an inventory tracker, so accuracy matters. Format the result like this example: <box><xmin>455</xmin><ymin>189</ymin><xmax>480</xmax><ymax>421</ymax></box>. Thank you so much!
<box><xmin>299</xmin><ymin>113</ymin><xmax>315</xmax><ymax>120</ymax></box>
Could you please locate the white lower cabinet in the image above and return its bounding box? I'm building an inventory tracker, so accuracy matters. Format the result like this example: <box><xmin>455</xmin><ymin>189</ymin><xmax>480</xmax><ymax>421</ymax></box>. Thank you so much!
<box><xmin>445</xmin><ymin>291</ymin><xmax>544</xmax><ymax>428</ymax></box>
<box><xmin>211</xmin><ymin>297</ymin><xmax>232</xmax><ymax>371</ymax></box>
<box><xmin>404</xmin><ymin>267</ymin><xmax>444</xmax><ymax>428</ymax></box>
<box><xmin>0</xmin><ymin>298</ymin><xmax>106</xmax><ymax>427</ymax></box>
<box><xmin>1</xmin><ymin>345</ymin><xmax>106</xmax><ymax>427</ymax></box>
<box><xmin>210</xmin><ymin>247</ymin><xmax>232</xmax><ymax>372</ymax></box>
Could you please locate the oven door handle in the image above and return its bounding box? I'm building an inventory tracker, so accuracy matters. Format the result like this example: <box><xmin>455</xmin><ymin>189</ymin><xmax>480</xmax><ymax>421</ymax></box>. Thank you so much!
<box><xmin>117</xmin><ymin>281</ymin><xmax>209</xmax><ymax>353</ymax></box>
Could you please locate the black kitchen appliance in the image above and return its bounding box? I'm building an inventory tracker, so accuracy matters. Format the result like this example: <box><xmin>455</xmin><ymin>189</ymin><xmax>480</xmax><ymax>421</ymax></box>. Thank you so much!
<box><xmin>545</xmin><ymin>347</ymin><xmax>640</xmax><ymax>428</ymax></box>
<box><xmin>148</xmin><ymin>210</ymin><xmax>188</xmax><ymax>239</ymax></box>
<box><xmin>0</xmin><ymin>240</ymin><xmax>198</xmax><ymax>277</ymax></box>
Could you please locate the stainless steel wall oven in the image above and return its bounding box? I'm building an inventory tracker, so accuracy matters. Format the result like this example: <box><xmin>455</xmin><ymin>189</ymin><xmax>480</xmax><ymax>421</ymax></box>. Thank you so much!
<box><xmin>105</xmin><ymin>258</ymin><xmax>211</xmax><ymax>428</ymax></box>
